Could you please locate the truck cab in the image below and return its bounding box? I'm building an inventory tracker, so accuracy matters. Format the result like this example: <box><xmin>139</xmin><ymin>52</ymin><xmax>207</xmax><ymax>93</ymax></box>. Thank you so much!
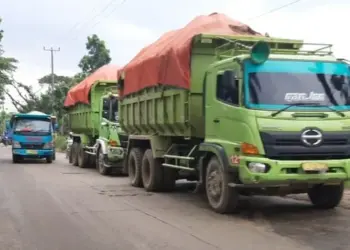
<box><xmin>9</xmin><ymin>111</ymin><xmax>58</xmax><ymax>163</ymax></box>
<box><xmin>97</xmin><ymin>91</ymin><xmax>128</xmax><ymax>172</ymax></box>
<box><xmin>201</xmin><ymin>37</ymin><xmax>350</xmax><ymax>211</ymax></box>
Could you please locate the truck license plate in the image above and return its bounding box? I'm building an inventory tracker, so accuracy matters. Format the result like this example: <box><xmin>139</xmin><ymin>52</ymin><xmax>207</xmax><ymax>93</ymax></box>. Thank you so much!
<box><xmin>302</xmin><ymin>162</ymin><xmax>328</xmax><ymax>172</ymax></box>
<box><xmin>26</xmin><ymin>150</ymin><xmax>38</xmax><ymax>155</ymax></box>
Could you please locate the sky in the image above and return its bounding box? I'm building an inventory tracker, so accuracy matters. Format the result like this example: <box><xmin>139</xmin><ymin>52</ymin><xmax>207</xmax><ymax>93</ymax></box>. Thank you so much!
<box><xmin>1</xmin><ymin>0</ymin><xmax>349</xmax><ymax>112</ymax></box>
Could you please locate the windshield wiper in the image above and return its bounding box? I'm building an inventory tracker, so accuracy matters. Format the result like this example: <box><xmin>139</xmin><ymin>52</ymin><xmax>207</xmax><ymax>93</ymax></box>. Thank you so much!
<box><xmin>271</xmin><ymin>102</ymin><xmax>345</xmax><ymax>117</ymax></box>
<box><xmin>309</xmin><ymin>104</ymin><xmax>345</xmax><ymax>117</ymax></box>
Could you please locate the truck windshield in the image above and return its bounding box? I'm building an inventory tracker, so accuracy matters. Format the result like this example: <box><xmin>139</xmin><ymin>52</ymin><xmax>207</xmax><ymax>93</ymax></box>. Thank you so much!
<box><xmin>13</xmin><ymin>119</ymin><xmax>51</xmax><ymax>135</ymax></box>
<box><xmin>245</xmin><ymin>60</ymin><xmax>350</xmax><ymax>110</ymax></box>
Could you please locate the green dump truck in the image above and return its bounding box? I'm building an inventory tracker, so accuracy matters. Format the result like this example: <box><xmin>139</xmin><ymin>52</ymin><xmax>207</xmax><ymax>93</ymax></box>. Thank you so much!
<box><xmin>64</xmin><ymin>65</ymin><xmax>128</xmax><ymax>175</ymax></box>
<box><xmin>118</xmin><ymin>32</ymin><xmax>350</xmax><ymax>213</ymax></box>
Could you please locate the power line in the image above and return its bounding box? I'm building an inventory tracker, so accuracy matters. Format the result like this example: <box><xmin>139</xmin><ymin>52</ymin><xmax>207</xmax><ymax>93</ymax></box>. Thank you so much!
<box><xmin>88</xmin><ymin>0</ymin><xmax>127</xmax><ymax>30</ymax></box>
<box><xmin>61</xmin><ymin>3</ymin><xmax>104</xmax><ymax>40</ymax></box>
<box><xmin>68</xmin><ymin>0</ymin><xmax>125</xmax><ymax>42</ymax></box>
<box><xmin>248</xmin><ymin>0</ymin><xmax>303</xmax><ymax>21</ymax></box>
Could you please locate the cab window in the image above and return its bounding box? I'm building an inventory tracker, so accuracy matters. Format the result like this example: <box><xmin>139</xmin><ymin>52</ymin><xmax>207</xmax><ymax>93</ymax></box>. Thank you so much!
<box><xmin>216</xmin><ymin>72</ymin><xmax>239</xmax><ymax>105</ymax></box>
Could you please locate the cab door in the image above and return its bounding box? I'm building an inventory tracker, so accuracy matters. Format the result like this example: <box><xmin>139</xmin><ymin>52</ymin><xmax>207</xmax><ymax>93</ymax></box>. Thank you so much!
<box><xmin>204</xmin><ymin>68</ymin><xmax>244</xmax><ymax>155</ymax></box>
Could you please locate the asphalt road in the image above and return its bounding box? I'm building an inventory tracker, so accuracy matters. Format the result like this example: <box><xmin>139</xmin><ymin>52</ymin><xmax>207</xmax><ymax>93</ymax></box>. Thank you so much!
<box><xmin>0</xmin><ymin>146</ymin><xmax>350</xmax><ymax>250</ymax></box>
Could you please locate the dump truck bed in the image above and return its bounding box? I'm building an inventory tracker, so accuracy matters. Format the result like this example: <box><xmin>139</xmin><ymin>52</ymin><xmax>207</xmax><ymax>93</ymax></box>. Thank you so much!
<box><xmin>68</xmin><ymin>81</ymin><xmax>116</xmax><ymax>137</ymax></box>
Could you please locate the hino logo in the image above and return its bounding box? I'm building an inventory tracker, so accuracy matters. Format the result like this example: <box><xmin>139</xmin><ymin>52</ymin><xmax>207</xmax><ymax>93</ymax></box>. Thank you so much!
<box><xmin>301</xmin><ymin>129</ymin><xmax>323</xmax><ymax>146</ymax></box>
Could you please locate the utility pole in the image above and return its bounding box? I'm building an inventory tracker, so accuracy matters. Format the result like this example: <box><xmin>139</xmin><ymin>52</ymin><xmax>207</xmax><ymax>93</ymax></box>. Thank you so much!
<box><xmin>43</xmin><ymin>47</ymin><xmax>60</xmax><ymax>115</ymax></box>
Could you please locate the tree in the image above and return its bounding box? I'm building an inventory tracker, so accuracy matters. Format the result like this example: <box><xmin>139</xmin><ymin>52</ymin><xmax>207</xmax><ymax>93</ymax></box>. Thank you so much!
<box><xmin>0</xmin><ymin>18</ymin><xmax>18</xmax><ymax>100</ymax></box>
<box><xmin>6</xmin><ymin>74</ymin><xmax>74</xmax><ymax>117</ymax></box>
<box><xmin>5</xmin><ymin>33</ymin><xmax>112</xmax><ymax>134</ymax></box>
<box><xmin>78</xmin><ymin>34</ymin><xmax>111</xmax><ymax>77</ymax></box>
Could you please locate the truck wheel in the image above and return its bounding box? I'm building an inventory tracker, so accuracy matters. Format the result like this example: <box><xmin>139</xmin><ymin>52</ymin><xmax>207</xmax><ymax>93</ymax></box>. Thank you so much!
<box><xmin>77</xmin><ymin>144</ymin><xmax>89</xmax><ymax>168</ymax></box>
<box><xmin>72</xmin><ymin>142</ymin><xmax>79</xmax><ymax>166</ymax></box>
<box><xmin>141</xmin><ymin>149</ymin><xmax>163</xmax><ymax>192</ymax></box>
<box><xmin>96</xmin><ymin>148</ymin><xmax>109</xmax><ymax>175</ymax></box>
<box><xmin>128</xmin><ymin>148</ymin><xmax>143</xmax><ymax>187</ymax></box>
<box><xmin>46</xmin><ymin>156</ymin><xmax>53</xmax><ymax>163</ymax></box>
<box><xmin>205</xmin><ymin>156</ymin><xmax>239</xmax><ymax>214</ymax></box>
<box><xmin>53</xmin><ymin>149</ymin><xmax>56</xmax><ymax>161</ymax></box>
<box><xmin>12</xmin><ymin>154</ymin><xmax>20</xmax><ymax>163</ymax></box>
<box><xmin>308</xmin><ymin>183</ymin><xmax>344</xmax><ymax>209</ymax></box>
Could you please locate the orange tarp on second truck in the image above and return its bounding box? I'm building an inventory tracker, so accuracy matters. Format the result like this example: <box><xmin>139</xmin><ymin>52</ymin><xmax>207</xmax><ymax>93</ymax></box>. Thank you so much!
<box><xmin>64</xmin><ymin>64</ymin><xmax>120</xmax><ymax>107</ymax></box>
<box><xmin>120</xmin><ymin>12</ymin><xmax>262</xmax><ymax>96</ymax></box>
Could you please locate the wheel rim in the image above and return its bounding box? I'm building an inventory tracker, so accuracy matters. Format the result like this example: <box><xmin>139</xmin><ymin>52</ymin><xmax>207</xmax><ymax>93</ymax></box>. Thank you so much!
<box><xmin>129</xmin><ymin>157</ymin><xmax>136</xmax><ymax>180</ymax></box>
<box><xmin>207</xmin><ymin>168</ymin><xmax>223</xmax><ymax>204</ymax></box>
<box><xmin>142</xmin><ymin>159</ymin><xmax>151</xmax><ymax>186</ymax></box>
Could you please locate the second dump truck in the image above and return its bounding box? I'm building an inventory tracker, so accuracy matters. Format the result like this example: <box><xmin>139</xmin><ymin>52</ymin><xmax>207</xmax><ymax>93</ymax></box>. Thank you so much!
<box><xmin>64</xmin><ymin>65</ymin><xmax>128</xmax><ymax>175</ymax></box>
<box><xmin>118</xmin><ymin>13</ymin><xmax>350</xmax><ymax>213</ymax></box>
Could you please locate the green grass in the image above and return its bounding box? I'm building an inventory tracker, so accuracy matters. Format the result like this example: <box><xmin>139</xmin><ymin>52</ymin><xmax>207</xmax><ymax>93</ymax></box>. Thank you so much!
<box><xmin>55</xmin><ymin>135</ymin><xmax>67</xmax><ymax>152</ymax></box>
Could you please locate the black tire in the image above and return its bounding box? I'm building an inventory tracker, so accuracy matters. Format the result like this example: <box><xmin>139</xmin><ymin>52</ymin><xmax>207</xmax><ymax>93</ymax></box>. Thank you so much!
<box><xmin>141</xmin><ymin>149</ymin><xmax>163</xmax><ymax>192</ymax></box>
<box><xmin>12</xmin><ymin>154</ymin><xmax>20</xmax><ymax>163</ymax></box>
<box><xmin>205</xmin><ymin>156</ymin><xmax>239</xmax><ymax>214</ymax></box>
<box><xmin>46</xmin><ymin>156</ymin><xmax>53</xmax><ymax>163</ymax></box>
<box><xmin>308</xmin><ymin>183</ymin><xmax>344</xmax><ymax>209</ymax></box>
<box><xmin>77</xmin><ymin>144</ymin><xmax>89</xmax><ymax>168</ymax></box>
<box><xmin>72</xmin><ymin>142</ymin><xmax>79</xmax><ymax>166</ymax></box>
<box><xmin>128</xmin><ymin>148</ymin><xmax>144</xmax><ymax>187</ymax></box>
<box><xmin>96</xmin><ymin>147</ymin><xmax>109</xmax><ymax>175</ymax></box>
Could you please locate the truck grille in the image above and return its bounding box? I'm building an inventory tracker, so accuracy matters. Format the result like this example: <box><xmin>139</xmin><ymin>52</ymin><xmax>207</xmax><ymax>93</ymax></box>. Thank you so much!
<box><xmin>20</xmin><ymin>143</ymin><xmax>44</xmax><ymax>149</ymax></box>
<box><xmin>260</xmin><ymin>131</ymin><xmax>350</xmax><ymax>160</ymax></box>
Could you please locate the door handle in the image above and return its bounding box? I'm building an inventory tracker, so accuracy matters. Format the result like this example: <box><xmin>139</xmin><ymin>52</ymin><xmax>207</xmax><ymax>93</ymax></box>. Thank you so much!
<box><xmin>213</xmin><ymin>118</ymin><xmax>220</xmax><ymax>123</ymax></box>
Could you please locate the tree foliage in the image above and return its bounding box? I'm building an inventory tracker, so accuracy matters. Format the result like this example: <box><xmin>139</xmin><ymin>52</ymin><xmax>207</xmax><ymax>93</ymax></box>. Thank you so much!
<box><xmin>4</xmin><ymin>31</ymin><xmax>112</xmax><ymax>132</ymax></box>
<box><xmin>0</xmin><ymin>18</ymin><xmax>17</xmax><ymax>101</ymax></box>
<box><xmin>78</xmin><ymin>34</ymin><xmax>111</xmax><ymax>76</ymax></box>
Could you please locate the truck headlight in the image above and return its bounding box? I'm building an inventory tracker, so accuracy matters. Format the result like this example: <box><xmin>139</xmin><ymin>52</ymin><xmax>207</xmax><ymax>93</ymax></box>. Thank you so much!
<box><xmin>248</xmin><ymin>162</ymin><xmax>267</xmax><ymax>173</ymax></box>
<box><xmin>43</xmin><ymin>142</ymin><xmax>53</xmax><ymax>149</ymax></box>
<box><xmin>12</xmin><ymin>141</ymin><xmax>21</xmax><ymax>148</ymax></box>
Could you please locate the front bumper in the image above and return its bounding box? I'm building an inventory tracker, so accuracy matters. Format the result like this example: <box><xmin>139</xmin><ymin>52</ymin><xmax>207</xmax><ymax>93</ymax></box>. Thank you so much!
<box><xmin>12</xmin><ymin>149</ymin><xmax>53</xmax><ymax>157</ymax></box>
<box><xmin>107</xmin><ymin>146</ymin><xmax>125</xmax><ymax>162</ymax></box>
<box><xmin>238</xmin><ymin>156</ymin><xmax>350</xmax><ymax>185</ymax></box>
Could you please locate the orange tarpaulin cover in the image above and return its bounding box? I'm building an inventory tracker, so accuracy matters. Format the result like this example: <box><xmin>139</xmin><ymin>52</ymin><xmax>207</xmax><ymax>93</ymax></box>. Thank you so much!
<box><xmin>64</xmin><ymin>64</ymin><xmax>120</xmax><ymax>107</ymax></box>
<box><xmin>121</xmin><ymin>13</ymin><xmax>261</xmax><ymax>96</ymax></box>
